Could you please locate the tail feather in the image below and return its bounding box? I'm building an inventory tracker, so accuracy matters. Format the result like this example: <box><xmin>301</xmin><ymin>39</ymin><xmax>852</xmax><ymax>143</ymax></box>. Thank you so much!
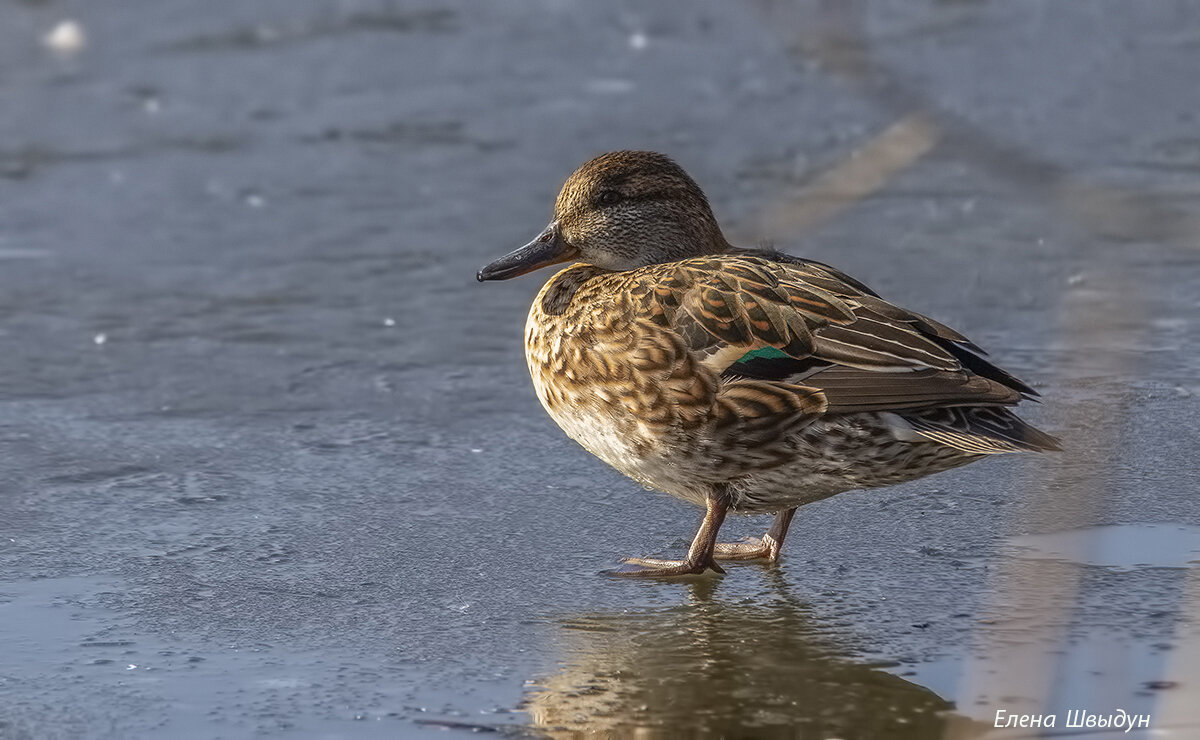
<box><xmin>902</xmin><ymin>406</ymin><xmax>1060</xmax><ymax>454</ymax></box>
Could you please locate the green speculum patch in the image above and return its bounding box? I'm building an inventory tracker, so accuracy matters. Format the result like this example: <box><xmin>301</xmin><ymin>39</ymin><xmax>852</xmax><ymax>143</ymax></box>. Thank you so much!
<box><xmin>735</xmin><ymin>346</ymin><xmax>790</xmax><ymax>363</ymax></box>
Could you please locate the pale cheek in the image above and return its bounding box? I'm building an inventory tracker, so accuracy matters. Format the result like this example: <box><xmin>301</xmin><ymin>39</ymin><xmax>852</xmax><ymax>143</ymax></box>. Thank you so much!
<box><xmin>568</xmin><ymin>212</ymin><xmax>653</xmax><ymax>270</ymax></box>
<box><xmin>566</xmin><ymin>225</ymin><xmax>638</xmax><ymax>270</ymax></box>
<box><xmin>584</xmin><ymin>249</ymin><xmax>639</xmax><ymax>271</ymax></box>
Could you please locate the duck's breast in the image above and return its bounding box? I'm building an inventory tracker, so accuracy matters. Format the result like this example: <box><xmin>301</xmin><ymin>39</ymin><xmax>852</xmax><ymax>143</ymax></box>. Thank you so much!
<box><xmin>523</xmin><ymin>268</ymin><xmax>707</xmax><ymax>496</ymax></box>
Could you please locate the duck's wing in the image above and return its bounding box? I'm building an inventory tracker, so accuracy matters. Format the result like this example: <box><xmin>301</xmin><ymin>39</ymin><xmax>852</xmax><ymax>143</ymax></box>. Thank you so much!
<box><xmin>733</xmin><ymin>248</ymin><xmax>1038</xmax><ymax>397</ymax></box>
<box><xmin>629</xmin><ymin>253</ymin><xmax>1055</xmax><ymax>451</ymax></box>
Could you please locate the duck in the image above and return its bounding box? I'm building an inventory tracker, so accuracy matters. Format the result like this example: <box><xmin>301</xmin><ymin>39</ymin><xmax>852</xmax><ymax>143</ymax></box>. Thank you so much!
<box><xmin>478</xmin><ymin>150</ymin><xmax>1059</xmax><ymax>578</ymax></box>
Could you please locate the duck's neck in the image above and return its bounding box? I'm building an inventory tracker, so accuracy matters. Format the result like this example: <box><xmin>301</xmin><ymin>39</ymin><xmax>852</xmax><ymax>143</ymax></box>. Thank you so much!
<box><xmin>676</xmin><ymin>231</ymin><xmax>734</xmax><ymax>260</ymax></box>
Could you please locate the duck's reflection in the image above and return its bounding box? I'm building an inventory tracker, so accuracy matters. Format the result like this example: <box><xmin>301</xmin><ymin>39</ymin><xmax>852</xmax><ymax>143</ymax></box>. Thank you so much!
<box><xmin>524</xmin><ymin>578</ymin><xmax>970</xmax><ymax>739</ymax></box>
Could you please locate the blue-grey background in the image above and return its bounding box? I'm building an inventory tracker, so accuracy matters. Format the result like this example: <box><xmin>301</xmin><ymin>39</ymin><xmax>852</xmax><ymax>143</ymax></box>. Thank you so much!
<box><xmin>2</xmin><ymin>1</ymin><xmax>1199</xmax><ymax>738</ymax></box>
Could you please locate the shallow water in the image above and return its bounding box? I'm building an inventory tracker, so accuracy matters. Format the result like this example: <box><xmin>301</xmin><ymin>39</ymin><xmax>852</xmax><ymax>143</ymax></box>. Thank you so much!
<box><xmin>1</xmin><ymin>1</ymin><xmax>1199</xmax><ymax>738</ymax></box>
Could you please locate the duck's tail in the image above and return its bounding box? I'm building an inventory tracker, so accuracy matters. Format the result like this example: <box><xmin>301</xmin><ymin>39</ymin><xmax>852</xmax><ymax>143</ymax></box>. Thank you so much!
<box><xmin>898</xmin><ymin>406</ymin><xmax>1061</xmax><ymax>454</ymax></box>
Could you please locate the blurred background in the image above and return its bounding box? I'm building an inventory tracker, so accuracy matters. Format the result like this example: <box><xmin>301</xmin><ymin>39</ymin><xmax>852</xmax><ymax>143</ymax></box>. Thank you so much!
<box><xmin>2</xmin><ymin>1</ymin><xmax>1199</xmax><ymax>738</ymax></box>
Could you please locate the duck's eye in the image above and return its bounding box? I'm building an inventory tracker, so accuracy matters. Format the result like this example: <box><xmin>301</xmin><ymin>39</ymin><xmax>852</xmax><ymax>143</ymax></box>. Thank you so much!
<box><xmin>596</xmin><ymin>190</ymin><xmax>622</xmax><ymax>207</ymax></box>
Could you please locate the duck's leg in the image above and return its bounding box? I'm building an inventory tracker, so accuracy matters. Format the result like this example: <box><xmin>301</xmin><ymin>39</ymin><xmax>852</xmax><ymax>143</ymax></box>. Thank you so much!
<box><xmin>713</xmin><ymin>508</ymin><xmax>796</xmax><ymax>563</ymax></box>
<box><xmin>610</xmin><ymin>493</ymin><xmax>729</xmax><ymax>577</ymax></box>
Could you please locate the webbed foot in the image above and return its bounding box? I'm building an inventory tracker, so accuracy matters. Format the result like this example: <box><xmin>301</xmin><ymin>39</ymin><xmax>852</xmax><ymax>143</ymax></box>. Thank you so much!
<box><xmin>712</xmin><ymin>508</ymin><xmax>796</xmax><ymax>563</ymax></box>
<box><xmin>606</xmin><ymin>556</ymin><xmax>725</xmax><ymax>578</ymax></box>
<box><xmin>713</xmin><ymin>535</ymin><xmax>783</xmax><ymax>562</ymax></box>
<box><xmin>603</xmin><ymin>493</ymin><xmax>731</xmax><ymax>578</ymax></box>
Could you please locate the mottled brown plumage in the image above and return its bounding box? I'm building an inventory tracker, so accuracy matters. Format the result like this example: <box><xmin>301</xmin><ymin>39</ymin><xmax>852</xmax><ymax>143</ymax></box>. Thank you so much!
<box><xmin>479</xmin><ymin>150</ymin><xmax>1058</xmax><ymax>577</ymax></box>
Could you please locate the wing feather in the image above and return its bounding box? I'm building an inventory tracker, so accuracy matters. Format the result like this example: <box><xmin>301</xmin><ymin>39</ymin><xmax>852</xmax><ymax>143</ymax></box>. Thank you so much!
<box><xmin>628</xmin><ymin>253</ymin><xmax>1039</xmax><ymax>415</ymax></box>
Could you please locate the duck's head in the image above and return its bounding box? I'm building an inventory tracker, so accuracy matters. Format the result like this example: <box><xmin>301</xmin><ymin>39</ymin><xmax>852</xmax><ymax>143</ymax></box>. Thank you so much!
<box><xmin>478</xmin><ymin>151</ymin><xmax>729</xmax><ymax>281</ymax></box>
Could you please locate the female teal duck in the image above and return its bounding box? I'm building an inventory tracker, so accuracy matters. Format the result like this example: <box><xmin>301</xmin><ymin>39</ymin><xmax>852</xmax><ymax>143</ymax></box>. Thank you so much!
<box><xmin>478</xmin><ymin>151</ymin><xmax>1058</xmax><ymax>577</ymax></box>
